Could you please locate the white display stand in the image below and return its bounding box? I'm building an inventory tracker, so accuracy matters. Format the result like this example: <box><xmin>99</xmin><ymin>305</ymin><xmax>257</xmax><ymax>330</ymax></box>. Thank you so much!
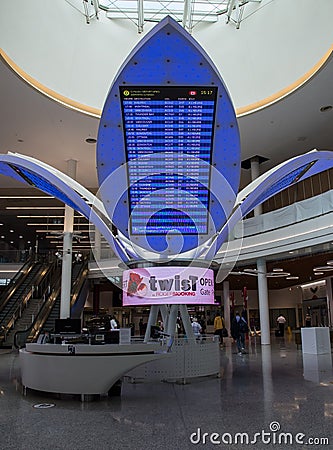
<box><xmin>302</xmin><ymin>353</ymin><xmax>333</xmax><ymax>383</ymax></box>
<box><xmin>301</xmin><ymin>327</ymin><xmax>331</xmax><ymax>355</ymax></box>
<box><xmin>119</xmin><ymin>328</ymin><xmax>131</xmax><ymax>344</ymax></box>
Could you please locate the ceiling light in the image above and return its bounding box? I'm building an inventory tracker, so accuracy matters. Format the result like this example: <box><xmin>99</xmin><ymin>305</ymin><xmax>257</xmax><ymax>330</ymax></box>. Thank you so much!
<box><xmin>286</xmin><ymin>276</ymin><xmax>299</xmax><ymax>280</ymax></box>
<box><xmin>300</xmin><ymin>280</ymin><xmax>326</xmax><ymax>288</ymax></box>
<box><xmin>19</xmin><ymin>235</ymin><xmax>23</xmax><ymax>239</ymax></box>
<box><xmin>1</xmin><ymin>236</ymin><xmax>4</xmax><ymax>239</ymax></box>
<box><xmin>9</xmin><ymin>230</ymin><xmax>14</xmax><ymax>233</ymax></box>
<box><xmin>6</xmin><ymin>207</ymin><xmax>64</xmax><ymax>210</ymax></box>
<box><xmin>0</xmin><ymin>196</ymin><xmax>53</xmax><ymax>199</ymax></box>
<box><xmin>272</xmin><ymin>268</ymin><xmax>284</xmax><ymax>272</ymax></box>
<box><xmin>313</xmin><ymin>266</ymin><xmax>333</xmax><ymax>272</ymax></box>
<box><xmin>314</xmin><ymin>272</ymin><xmax>324</xmax><ymax>276</ymax></box>
<box><xmin>326</xmin><ymin>260</ymin><xmax>333</xmax><ymax>265</ymax></box>
<box><xmin>266</xmin><ymin>271</ymin><xmax>290</xmax><ymax>278</ymax></box>
<box><xmin>243</xmin><ymin>268</ymin><xmax>258</xmax><ymax>273</ymax></box>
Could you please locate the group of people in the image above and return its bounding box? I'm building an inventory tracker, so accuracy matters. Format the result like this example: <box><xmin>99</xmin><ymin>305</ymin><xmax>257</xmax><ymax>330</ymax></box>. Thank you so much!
<box><xmin>190</xmin><ymin>311</ymin><xmax>249</xmax><ymax>354</ymax></box>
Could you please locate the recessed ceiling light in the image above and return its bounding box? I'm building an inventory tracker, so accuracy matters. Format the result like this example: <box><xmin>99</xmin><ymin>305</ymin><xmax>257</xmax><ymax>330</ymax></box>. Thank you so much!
<box><xmin>313</xmin><ymin>266</ymin><xmax>333</xmax><ymax>271</ymax></box>
<box><xmin>320</xmin><ymin>105</ymin><xmax>332</xmax><ymax>112</ymax></box>
<box><xmin>286</xmin><ymin>276</ymin><xmax>299</xmax><ymax>280</ymax></box>
<box><xmin>267</xmin><ymin>271</ymin><xmax>290</xmax><ymax>278</ymax></box>
<box><xmin>85</xmin><ymin>137</ymin><xmax>97</xmax><ymax>144</ymax></box>
<box><xmin>9</xmin><ymin>230</ymin><xmax>14</xmax><ymax>233</ymax></box>
<box><xmin>19</xmin><ymin>235</ymin><xmax>23</xmax><ymax>239</ymax></box>
<box><xmin>10</xmin><ymin>241</ymin><xmax>14</xmax><ymax>244</ymax></box>
<box><xmin>1</xmin><ymin>236</ymin><xmax>4</xmax><ymax>239</ymax></box>
<box><xmin>314</xmin><ymin>272</ymin><xmax>324</xmax><ymax>275</ymax></box>
<box><xmin>272</xmin><ymin>268</ymin><xmax>284</xmax><ymax>272</ymax></box>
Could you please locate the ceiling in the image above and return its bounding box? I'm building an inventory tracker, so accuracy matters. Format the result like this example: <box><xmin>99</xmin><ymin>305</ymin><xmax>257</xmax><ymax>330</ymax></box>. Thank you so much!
<box><xmin>0</xmin><ymin>20</ymin><xmax>333</xmax><ymax>289</ymax></box>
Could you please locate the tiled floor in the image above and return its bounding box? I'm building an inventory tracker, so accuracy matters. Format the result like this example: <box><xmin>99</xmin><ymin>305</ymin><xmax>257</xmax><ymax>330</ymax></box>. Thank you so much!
<box><xmin>0</xmin><ymin>336</ymin><xmax>332</xmax><ymax>450</ymax></box>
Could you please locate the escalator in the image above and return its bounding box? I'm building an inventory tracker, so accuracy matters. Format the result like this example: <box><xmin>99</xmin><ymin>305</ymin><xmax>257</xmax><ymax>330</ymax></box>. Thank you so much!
<box><xmin>14</xmin><ymin>259</ymin><xmax>89</xmax><ymax>347</ymax></box>
<box><xmin>0</xmin><ymin>258</ymin><xmax>53</xmax><ymax>346</ymax></box>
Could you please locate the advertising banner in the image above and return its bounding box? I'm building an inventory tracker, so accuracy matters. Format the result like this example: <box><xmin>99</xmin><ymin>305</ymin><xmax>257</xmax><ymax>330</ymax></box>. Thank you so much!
<box><xmin>122</xmin><ymin>266</ymin><xmax>214</xmax><ymax>305</ymax></box>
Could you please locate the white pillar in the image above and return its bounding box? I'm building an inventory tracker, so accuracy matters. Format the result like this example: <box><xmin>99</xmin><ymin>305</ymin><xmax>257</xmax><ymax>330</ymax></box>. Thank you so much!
<box><xmin>326</xmin><ymin>277</ymin><xmax>333</xmax><ymax>327</ymax></box>
<box><xmin>179</xmin><ymin>304</ymin><xmax>195</xmax><ymax>339</ymax></box>
<box><xmin>250</xmin><ymin>157</ymin><xmax>262</xmax><ymax>217</ymax></box>
<box><xmin>257</xmin><ymin>257</ymin><xmax>271</xmax><ymax>345</ymax></box>
<box><xmin>167</xmin><ymin>305</ymin><xmax>179</xmax><ymax>337</ymax></box>
<box><xmin>144</xmin><ymin>305</ymin><xmax>159</xmax><ymax>342</ymax></box>
<box><xmin>60</xmin><ymin>159</ymin><xmax>77</xmax><ymax>319</ymax></box>
<box><xmin>223</xmin><ymin>280</ymin><xmax>230</xmax><ymax>332</ymax></box>
<box><xmin>94</xmin><ymin>226</ymin><xmax>101</xmax><ymax>261</ymax></box>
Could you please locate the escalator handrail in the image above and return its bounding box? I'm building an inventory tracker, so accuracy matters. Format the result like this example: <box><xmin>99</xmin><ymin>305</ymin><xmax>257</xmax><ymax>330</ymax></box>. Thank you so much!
<box><xmin>0</xmin><ymin>260</ymin><xmax>59</xmax><ymax>341</ymax></box>
<box><xmin>14</xmin><ymin>259</ymin><xmax>89</xmax><ymax>348</ymax></box>
<box><xmin>0</xmin><ymin>256</ymin><xmax>36</xmax><ymax>314</ymax></box>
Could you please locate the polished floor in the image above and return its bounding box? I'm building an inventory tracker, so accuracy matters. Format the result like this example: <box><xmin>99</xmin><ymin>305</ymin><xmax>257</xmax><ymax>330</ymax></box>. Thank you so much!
<box><xmin>0</xmin><ymin>336</ymin><xmax>332</xmax><ymax>450</ymax></box>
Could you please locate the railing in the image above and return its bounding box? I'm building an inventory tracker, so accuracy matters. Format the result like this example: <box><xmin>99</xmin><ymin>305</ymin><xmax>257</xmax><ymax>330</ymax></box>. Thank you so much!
<box><xmin>15</xmin><ymin>279</ymin><xmax>62</xmax><ymax>347</ymax></box>
<box><xmin>0</xmin><ymin>257</ymin><xmax>35</xmax><ymax>314</ymax></box>
<box><xmin>14</xmin><ymin>259</ymin><xmax>89</xmax><ymax>348</ymax></box>
<box><xmin>70</xmin><ymin>260</ymin><xmax>89</xmax><ymax>308</ymax></box>
<box><xmin>0</xmin><ymin>260</ymin><xmax>59</xmax><ymax>345</ymax></box>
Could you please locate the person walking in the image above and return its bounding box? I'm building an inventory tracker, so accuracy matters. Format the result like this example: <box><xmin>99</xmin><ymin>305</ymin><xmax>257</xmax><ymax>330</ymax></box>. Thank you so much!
<box><xmin>276</xmin><ymin>314</ymin><xmax>287</xmax><ymax>337</ymax></box>
<box><xmin>231</xmin><ymin>311</ymin><xmax>248</xmax><ymax>355</ymax></box>
<box><xmin>214</xmin><ymin>313</ymin><xmax>225</xmax><ymax>347</ymax></box>
<box><xmin>191</xmin><ymin>317</ymin><xmax>202</xmax><ymax>340</ymax></box>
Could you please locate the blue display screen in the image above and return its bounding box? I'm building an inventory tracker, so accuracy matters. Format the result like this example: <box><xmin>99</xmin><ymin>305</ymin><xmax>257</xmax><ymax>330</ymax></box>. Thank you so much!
<box><xmin>245</xmin><ymin>162</ymin><xmax>315</xmax><ymax>215</ymax></box>
<box><xmin>120</xmin><ymin>86</ymin><xmax>217</xmax><ymax>235</ymax></box>
<box><xmin>9</xmin><ymin>165</ymin><xmax>85</xmax><ymax>215</ymax></box>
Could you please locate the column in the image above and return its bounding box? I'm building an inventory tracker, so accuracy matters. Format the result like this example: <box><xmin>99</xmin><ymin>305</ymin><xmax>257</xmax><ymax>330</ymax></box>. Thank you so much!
<box><xmin>250</xmin><ymin>157</ymin><xmax>262</xmax><ymax>216</ymax></box>
<box><xmin>257</xmin><ymin>257</ymin><xmax>270</xmax><ymax>345</ymax></box>
<box><xmin>94</xmin><ymin>226</ymin><xmax>101</xmax><ymax>261</ymax></box>
<box><xmin>60</xmin><ymin>159</ymin><xmax>77</xmax><ymax>319</ymax></box>
<box><xmin>326</xmin><ymin>277</ymin><xmax>333</xmax><ymax>327</ymax></box>
<box><xmin>93</xmin><ymin>280</ymin><xmax>100</xmax><ymax>315</ymax></box>
<box><xmin>223</xmin><ymin>280</ymin><xmax>230</xmax><ymax>332</ymax></box>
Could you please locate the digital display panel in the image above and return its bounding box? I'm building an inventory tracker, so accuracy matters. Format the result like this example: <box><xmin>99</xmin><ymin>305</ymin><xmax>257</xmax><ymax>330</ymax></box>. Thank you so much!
<box><xmin>120</xmin><ymin>86</ymin><xmax>218</xmax><ymax>235</ymax></box>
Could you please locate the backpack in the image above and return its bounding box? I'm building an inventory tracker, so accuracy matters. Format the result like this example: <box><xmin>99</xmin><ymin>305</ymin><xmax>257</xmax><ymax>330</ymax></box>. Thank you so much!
<box><xmin>239</xmin><ymin>318</ymin><xmax>249</xmax><ymax>333</ymax></box>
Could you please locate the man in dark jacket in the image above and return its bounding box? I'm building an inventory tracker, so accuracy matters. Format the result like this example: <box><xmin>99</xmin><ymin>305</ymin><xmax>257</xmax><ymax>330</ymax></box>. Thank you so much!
<box><xmin>231</xmin><ymin>311</ymin><xmax>248</xmax><ymax>355</ymax></box>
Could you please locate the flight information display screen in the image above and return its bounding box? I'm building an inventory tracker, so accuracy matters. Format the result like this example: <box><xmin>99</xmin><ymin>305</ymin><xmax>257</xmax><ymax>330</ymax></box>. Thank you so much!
<box><xmin>120</xmin><ymin>86</ymin><xmax>217</xmax><ymax>235</ymax></box>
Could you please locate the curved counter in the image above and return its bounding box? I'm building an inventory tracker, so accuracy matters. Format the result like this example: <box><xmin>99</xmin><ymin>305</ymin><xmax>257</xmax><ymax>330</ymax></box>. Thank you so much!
<box><xmin>20</xmin><ymin>343</ymin><xmax>167</xmax><ymax>396</ymax></box>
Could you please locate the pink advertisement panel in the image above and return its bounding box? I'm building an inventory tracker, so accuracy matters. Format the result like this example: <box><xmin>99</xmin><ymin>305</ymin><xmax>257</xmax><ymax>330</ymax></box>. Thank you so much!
<box><xmin>122</xmin><ymin>266</ymin><xmax>214</xmax><ymax>305</ymax></box>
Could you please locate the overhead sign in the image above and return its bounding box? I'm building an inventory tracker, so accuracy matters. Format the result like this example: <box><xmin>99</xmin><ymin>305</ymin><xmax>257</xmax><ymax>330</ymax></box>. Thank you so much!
<box><xmin>122</xmin><ymin>266</ymin><xmax>214</xmax><ymax>305</ymax></box>
<box><xmin>97</xmin><ymin>16</ymin><xmax>241</xmax><ymax>255</ymax></box>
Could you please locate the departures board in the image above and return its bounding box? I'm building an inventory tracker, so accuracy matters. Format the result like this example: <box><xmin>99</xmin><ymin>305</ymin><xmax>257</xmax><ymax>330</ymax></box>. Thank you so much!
<box><xmin>120</xmin><ymin>86</ymin><xmax>217</xmax><ymax>236</ymax></box>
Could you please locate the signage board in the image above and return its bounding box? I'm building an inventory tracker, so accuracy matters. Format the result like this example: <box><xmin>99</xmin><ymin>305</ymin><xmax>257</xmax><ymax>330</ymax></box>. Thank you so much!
<box><xmin>122</xmin><ymin>266</ymin><xmax>215</xmax><ymax>305</ymax></box>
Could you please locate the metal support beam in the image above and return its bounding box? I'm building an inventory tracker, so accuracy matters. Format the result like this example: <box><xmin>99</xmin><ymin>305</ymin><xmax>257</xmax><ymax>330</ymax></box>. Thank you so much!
<box><xmin>138</xmin><ymin>0</ymin><xmax>144</xmax><ymax>33</ymax></box>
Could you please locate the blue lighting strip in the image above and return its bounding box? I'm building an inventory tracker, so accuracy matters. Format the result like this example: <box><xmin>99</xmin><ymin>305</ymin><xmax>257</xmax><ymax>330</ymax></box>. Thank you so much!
<box><xmin>10</xmin><ymin>165</ymin><xmax>85</xmax><ymax>215</ymax></box>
